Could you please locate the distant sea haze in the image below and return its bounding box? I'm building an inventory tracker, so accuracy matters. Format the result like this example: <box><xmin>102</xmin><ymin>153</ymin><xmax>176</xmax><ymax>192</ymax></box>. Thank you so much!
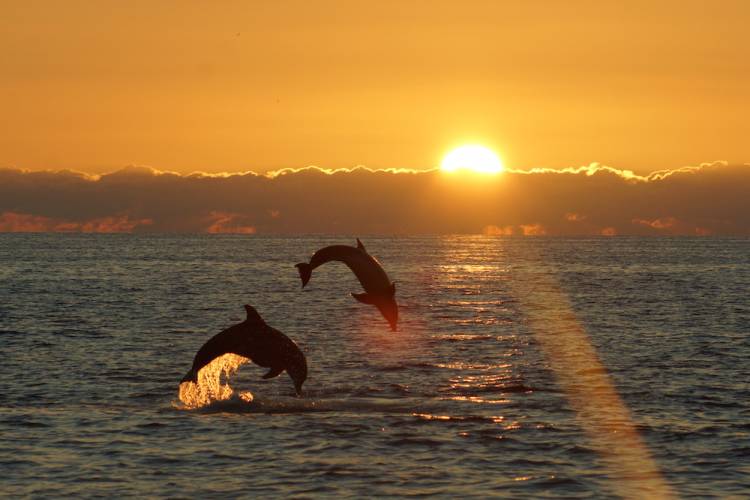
<box><xmin>1</xmin><ymin>162</ymin><xmax>749</xmax><ymax>235</ymax></box>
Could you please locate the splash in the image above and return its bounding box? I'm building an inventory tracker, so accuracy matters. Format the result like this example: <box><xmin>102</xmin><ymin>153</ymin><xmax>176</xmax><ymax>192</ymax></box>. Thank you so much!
<box><xmin>178</xmin><ymin>354</ymin><xmax>251</xmax><ymax>408</ymax></box>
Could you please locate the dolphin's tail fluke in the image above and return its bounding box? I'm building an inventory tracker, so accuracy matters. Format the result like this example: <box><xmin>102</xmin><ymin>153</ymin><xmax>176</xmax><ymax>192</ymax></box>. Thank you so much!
<box><xmin>180</xmin><ymin>369</ymin><xmax>198</xmax><ymax>384</ymax></box>
<box><xmin>295</xmin><ymin>262</ymin><xmax>313</xmax><ymax>288</ymax></box>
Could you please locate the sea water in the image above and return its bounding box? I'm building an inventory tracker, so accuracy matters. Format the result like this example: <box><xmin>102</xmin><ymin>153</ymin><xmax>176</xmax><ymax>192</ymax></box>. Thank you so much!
<box><xmin>1</xmin><ymin>235</ymin><xmax>748</xmax><ymax>497</ymax></box>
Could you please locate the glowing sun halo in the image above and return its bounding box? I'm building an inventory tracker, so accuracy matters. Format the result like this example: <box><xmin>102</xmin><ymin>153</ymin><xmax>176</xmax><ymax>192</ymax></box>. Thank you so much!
<box><xmin>441</xmin><ymin>145</ymin><xmax>504</xmax><ymax>174</ymax></box>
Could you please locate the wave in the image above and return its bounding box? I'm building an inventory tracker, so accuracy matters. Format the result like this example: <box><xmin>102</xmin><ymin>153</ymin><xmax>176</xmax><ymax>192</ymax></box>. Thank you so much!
<box><xmin>175</xmin><ymin>394</ymin><xmax>424</xmax><ymax>415</ymax></box>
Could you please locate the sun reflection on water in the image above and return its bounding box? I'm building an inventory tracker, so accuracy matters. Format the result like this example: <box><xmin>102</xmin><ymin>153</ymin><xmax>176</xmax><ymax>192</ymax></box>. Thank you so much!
<box><xmin>435</xmin><ymin>235</ymin><xmax>676</xmax><ymax>498</ymax></box>
<box><xmin>412</xmin><ymin>413</ymin><xmax>505</xmax><ymax>424</ymax></box>
<box><xmin>441</xmin><ymin>396</ymin><xmax>512</xmax><ymax>405</ymax></box>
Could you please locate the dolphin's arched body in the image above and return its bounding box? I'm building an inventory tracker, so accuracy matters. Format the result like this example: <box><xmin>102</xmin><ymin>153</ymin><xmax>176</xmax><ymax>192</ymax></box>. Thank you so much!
<box><xmin>180</xmin><ymin>305</ymin><xmax>307</xmax><ymax>395</ymax></box>
<box><xmin>296</xmin><ymin>238</ymin><xmax>399</xmax><ymax>331</ymax></box>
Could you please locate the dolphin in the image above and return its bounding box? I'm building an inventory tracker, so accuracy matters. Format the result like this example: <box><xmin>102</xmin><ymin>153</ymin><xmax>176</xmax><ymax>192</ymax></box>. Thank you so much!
<box><xmin>295</xmin><ymin>238</ymin><xmax>399</xmax><ymax>331</ymax></box>
<box><xmin>180</xmin><ymin>305</ymin><xmax>307</xmax><ymax>396</ymax></box>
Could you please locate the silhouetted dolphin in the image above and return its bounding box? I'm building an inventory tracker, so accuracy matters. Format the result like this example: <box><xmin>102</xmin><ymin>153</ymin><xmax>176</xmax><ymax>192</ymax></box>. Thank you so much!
<box><xmin>180</xmin><ymin>305</ymin><xmax>307</xmax><ymax>395</ymax></box>
<box><xmin>296</xmin><ymin>238</ymin><xmax>399</xmax><ymax>331</ymax></box>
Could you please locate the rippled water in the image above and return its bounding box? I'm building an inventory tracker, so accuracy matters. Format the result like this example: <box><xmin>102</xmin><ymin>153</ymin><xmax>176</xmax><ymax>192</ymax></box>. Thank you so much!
<box><xmin>1</xmin><ymin>235</ymin><xmax>748</xmax><ymax>498</ymax></box>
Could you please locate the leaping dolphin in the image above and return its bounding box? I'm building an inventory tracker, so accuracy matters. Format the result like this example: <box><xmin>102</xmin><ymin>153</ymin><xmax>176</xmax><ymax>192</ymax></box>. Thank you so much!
<box><xmin>180</xmin><ymin>305</ymin><xmax>307</xmax><ymax>395</ymax></box>
<box><xmin>295</xmin><ymin>238</ymin><xmax>399</xmax><ymax>331</ymax></box>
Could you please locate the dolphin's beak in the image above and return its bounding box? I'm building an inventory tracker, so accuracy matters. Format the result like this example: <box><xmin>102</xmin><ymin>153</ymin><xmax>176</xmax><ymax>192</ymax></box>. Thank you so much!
<box><xmin>388</xmin><ymin>309</ymin><xmax>398</xmax><ymax>332</ymax></box>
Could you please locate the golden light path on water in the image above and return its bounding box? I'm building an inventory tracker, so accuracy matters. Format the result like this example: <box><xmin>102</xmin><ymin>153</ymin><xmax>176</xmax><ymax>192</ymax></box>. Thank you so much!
<box><xmin>513</xmin><ymin>256</ymin><xmax>676</xmax><ymax>499</ymax></box>
<box><xmin>433</xmin><ymin>237</ymin><xmax>676</xmax><ymax>497</ymax></box>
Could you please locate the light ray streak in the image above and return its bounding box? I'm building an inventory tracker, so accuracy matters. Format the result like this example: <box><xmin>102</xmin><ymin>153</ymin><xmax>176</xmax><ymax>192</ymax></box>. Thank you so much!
<box><xmin>514</xmin><ymin>260</ymin><xmax>676</xmax><ymax>499</ymax></box>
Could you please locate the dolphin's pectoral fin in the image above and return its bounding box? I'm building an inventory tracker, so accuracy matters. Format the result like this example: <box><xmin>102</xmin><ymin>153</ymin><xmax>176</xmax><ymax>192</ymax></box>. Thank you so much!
<box><xmin>262</xmin><ymin>366</ymin><xmax>285</xmax><ymax>379</ymax></box>
<box><xmin>352</xmin><ymin>292</ymin><xmax>377</xmax><ymax>305</ymax></box>
<box><xmin>295</xmin><ymin>262</ymin><xmax>313</xmax><ymax>288</ymax></box>
<box><xmin>356</xmin><ymin>238</ymin><xmax>366</xmax><ymax>252</ymax></box>
<box><xmin>388</xmin><ymin>282</ymin><xmax>396</xmax><ymax>297</ymax></box>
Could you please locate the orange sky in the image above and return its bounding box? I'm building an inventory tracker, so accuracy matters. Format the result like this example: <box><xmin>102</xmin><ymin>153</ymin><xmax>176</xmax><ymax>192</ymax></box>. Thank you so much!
<box><xmin>2</xmin><ymin>1</ymin><xmax>748</xmax><ymax>174</ymax></box>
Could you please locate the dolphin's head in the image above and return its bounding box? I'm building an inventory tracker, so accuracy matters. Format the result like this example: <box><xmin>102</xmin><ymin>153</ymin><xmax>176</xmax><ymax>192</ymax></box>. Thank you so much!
<box><xmin>286</xmin><ymin>346</ymin><xmax>308</xmax><ymax>396</ymax></box>
<box><xmin>376</xmin><ymin>295</ymin><xmax>399</xmax><ymax>332</ymax></box>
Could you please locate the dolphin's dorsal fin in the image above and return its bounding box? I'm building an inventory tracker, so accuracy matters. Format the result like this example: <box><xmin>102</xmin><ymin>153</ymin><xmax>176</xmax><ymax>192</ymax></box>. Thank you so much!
<box><xmin>352</xmin><ymin>292</ymin><xmax>376</xmax><ymax>305</ymax></box>
<box><xmin>356</xmin><ymin>238</ymin><xmax>366</xmax><ymax>252</ymax></box>
<box><xmin>244</xmin><ymin>304</ymin><xmax>264</xmax><ymax>323</ymax></box>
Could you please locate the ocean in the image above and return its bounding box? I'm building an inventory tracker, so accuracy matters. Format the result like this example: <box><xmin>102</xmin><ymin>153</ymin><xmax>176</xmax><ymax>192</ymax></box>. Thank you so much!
<box><xmin>1</xmin><ymin>234</ymin><xmax>748</xmax><ymax>498</ymax></box>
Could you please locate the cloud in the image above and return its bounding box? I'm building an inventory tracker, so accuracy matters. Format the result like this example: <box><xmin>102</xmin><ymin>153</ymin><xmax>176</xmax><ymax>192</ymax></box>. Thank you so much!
<box><xmin>565</xmin><ymin>212</ymin><xmax>586</xmax><ymax>222</ymax></box>
<box><xmin>0</xmin><ymin>211</ymin><xmax>152</xmax><ymax>233</ymax></box>
<box><xmin>483</xmin><ymin>225</ymin><xmax>514</xmax><ymax>236</ymax></box>
<box><xmin>632</xmin><ymin>217</ymin><xmax>678</xmax><ymax>230</ymax></box>
<box><xmin>205</xmin><ymin>211</ymin><xmax>257</xmax><ymax>234</ymax></box>
<box><xmin>0</xmin><ymin>212</ymin><xmax>53</xmax><ymax>232</ymax></box>
<box><xmin>630</xmin><ymin>216</ymin><xmax>717</xmax><ymax>236</ymax></box>
<box><xmin>482</xmin><ymin>223</ymin><xmax>548</xmax><ymax>236</ymax></box>
<box><xmin>519</xmin><ymin>223</ymin><xmax>547</xmax><ymax>236</ymax></box>
<box><xmin>1</xmin><ymin>162</ymin><xmax>749</xmax><ymax>235</ymax></box>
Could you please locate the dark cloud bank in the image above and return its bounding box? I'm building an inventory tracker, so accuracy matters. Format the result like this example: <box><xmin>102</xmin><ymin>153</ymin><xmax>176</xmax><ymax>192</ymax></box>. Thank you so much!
<box><xmin>1</xmin><ymin>162</ymin><xmax>748</xmax><ymax>235</ymax></box>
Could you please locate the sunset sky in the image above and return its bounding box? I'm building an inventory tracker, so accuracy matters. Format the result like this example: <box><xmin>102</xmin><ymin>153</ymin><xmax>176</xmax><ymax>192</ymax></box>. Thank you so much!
<box><xmin>2</xmin><ymin>1</ymin><xmax>748</xmax><ymax>174</ymax></box>
<box><xmin>1</xmin><ymin>1</ymin><xmax>748</xmax><ymax>235</ymax></box>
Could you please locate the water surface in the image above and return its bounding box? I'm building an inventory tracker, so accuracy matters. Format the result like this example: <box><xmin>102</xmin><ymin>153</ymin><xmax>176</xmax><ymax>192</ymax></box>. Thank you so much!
<box><xmin>1</xmin><ymin>235</ymin><xmax>748</xmax><ymax>497</ymax></box>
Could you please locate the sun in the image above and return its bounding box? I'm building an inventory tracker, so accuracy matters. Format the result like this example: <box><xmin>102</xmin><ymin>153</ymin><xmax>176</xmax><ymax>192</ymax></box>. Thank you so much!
<box><xmin>440</xmin><ymin>145</ymin><xmax>504</xmax><ymax>174</ymax></box>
